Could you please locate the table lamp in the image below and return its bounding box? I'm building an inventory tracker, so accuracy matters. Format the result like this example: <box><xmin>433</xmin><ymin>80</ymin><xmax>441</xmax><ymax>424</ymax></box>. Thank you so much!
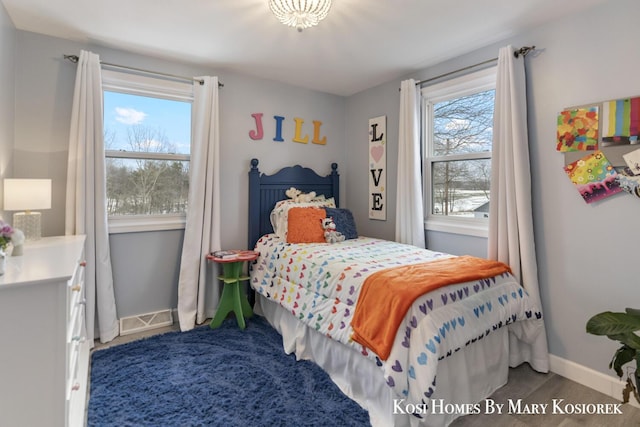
<box><xmin>3</xmin><ymin>179</ymin><xmax>52</xmax><ymax>240</ymax></box>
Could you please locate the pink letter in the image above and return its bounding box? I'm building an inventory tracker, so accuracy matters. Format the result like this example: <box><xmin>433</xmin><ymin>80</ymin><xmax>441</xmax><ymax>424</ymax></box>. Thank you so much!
<box><xmin>249</xmin><ymin>113</ymin><xmax>264</xmax><ymax>140</ymax></box>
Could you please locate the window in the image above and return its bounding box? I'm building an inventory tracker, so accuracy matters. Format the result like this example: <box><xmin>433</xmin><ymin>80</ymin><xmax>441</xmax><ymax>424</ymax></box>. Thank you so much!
<box><xmin>422</xmin><ymin>66</ymin><xmax>496</xmax><ymax>237</ymax></box>
<box><xmin>102</xmin><ymin>70</ymin><xmax>193</xmax><ymax>233</ymax></box>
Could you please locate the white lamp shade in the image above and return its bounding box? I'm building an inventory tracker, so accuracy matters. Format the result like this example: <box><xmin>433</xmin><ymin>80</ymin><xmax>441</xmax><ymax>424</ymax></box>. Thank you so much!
<box><xmin>3</xmin><ymin>179</ymin><xmax>52</xmax><ymax>211</ymax></box>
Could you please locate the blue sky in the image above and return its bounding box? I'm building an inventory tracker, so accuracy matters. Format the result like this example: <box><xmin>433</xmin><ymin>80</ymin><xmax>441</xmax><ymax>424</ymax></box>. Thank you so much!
<box><xmin>103</xmin><ymin>91</ymin><xmax>191</xmax><ymax>154</ymax></box>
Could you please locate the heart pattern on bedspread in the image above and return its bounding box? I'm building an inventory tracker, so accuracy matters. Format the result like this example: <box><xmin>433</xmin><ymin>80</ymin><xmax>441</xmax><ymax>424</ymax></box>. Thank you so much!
<box><xmin>250</xmin><ymin>234</ymin><xmax>544</xmax><ymax>419</ymax></box>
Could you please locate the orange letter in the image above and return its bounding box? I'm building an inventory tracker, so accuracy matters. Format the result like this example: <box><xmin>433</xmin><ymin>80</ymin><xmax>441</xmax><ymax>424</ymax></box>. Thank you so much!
<box><xmin>312</xmin><ymin>120</ymin><xmax>326</xmax><ymax>145</ymax></box>
<box><xmin>292</xmin><ymin>117</ymin><xmax>309</xmax><ymax>143</ymax></box>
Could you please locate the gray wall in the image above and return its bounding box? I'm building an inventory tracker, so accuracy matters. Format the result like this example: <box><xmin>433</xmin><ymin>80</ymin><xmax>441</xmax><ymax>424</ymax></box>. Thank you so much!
<box><xmin>0</xmin><ymin>2</ymin><xmax>14</xmax><ymax>217</ymax></box>
<box><xmin>11</xmin><ymin>31</ymin><xmax>347</xmax><ymax>318</ymax></box>
<box><xmin>525</xmin><ymin>0</ymin><xmax>639</xmax><ymax>377</ymax></box>
<box><xmin>345</xmin><ymin>0</ymin><xmax>639</xmax><ymax>379</ymax></box>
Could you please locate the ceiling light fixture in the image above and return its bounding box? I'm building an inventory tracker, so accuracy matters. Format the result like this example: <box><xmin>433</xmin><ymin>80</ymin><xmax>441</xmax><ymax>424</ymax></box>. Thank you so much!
<box><xmin>269</xmin><ymin>0</ymin><xmax>332</xmax><ymax>32</ymax></box>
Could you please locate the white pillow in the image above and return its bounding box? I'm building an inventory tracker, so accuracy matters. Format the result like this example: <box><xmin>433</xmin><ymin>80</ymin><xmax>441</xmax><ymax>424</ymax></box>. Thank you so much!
<box><xmin>270</xmin><ymin>198</ymin><xmax>336</xmax><ymax>240</ymax></box>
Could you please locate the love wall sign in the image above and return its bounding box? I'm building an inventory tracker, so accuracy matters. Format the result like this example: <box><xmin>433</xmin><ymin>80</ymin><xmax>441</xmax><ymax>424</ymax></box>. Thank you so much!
<box><xmin>369</xmin><ymin>116</ymin><xmax>386</xmax><ymax>220</ymax></box>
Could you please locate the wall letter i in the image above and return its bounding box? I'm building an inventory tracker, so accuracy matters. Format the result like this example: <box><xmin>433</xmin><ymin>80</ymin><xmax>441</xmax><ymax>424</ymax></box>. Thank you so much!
<box><xmin>273</xmin><ymin>116</ymin><xmax>285</xmax><ymax>142</ymax></box>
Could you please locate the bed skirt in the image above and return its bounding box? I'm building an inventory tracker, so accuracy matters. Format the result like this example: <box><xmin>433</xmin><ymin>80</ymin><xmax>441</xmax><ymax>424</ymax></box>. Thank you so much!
<box><xmin>255</xmin><ymin>294</ymin><xmax>510</xmax><ymax>427</ymax></box>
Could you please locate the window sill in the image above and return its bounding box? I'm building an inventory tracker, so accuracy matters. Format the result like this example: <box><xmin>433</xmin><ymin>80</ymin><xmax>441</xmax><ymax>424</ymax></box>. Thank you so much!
<box><xmin>108</xmin><ymin>216</ymin><xmax>186</xmax><ymax>234</ymax></box>
<box><xmin>425</xmin><ymin>217</ymin><xmax>488</xmax><ymax>238</ymax></box>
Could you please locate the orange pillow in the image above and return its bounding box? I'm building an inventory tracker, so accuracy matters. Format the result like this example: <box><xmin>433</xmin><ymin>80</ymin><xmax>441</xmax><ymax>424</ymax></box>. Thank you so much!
<box><xmin>287</xmin><ymin>207</ymin><xmax>326</xmax><ymax>243</ymax></box>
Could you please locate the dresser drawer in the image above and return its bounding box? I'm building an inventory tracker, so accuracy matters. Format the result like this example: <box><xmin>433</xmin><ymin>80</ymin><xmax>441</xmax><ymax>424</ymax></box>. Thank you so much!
<box><xmin>66</xmin><ymin>343</ymin><xmax>81</xmax><ymax>400</ymax></box>
<box><xmin>66</xmin><ymin>303</ymin><xmax>85</xmax><ymax>400</ymax></box>
<box><xmin>67</xmin><ymin>287</ymin><xmax>85</xmax><ymax>338</ymax></box>
<box><xmin>67</xmin><ymin>296</ymin><xmax>85</xmax><ymax>344</ymax></box>
<box><xmin>67</xmin><ymin>260</ymin><xmax>86</xmax><ymax>318</ymax></box>
<box><xmin>66</xmin><ymin>253</ymin><xmax>86</xmax><ymax>402</ymax></box>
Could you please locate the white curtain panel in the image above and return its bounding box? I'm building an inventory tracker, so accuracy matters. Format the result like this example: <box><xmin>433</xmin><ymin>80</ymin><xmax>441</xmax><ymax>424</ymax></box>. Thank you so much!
<box><xmin>489</xmin><ymin>46</ymin><xmax>549</xmax><ymax>372</ymax></box>
<box><xmin>177</xmin><ymin>76</ymin><xmax>221</xmax><ymax>331</ymax></box>
<box><xmin>65</xmin><ymin>50</ymin><xmax>119</xmax><ymax>345</ymax></box>
<box><xmin>396</xmin><ymin>79</ymin><xmax>426</xmax><ymax>248</ymax></box>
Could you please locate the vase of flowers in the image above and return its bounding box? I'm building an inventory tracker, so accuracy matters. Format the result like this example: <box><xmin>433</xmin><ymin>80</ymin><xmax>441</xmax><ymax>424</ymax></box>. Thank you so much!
<box><xmin>0</xmin><ymin>220</ymin><xmax>14</xmax><ymax>275</ymax></box>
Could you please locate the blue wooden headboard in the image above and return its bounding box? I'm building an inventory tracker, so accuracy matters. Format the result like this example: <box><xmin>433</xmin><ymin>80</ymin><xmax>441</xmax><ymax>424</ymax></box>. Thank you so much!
<box><xmin>248</xmin><ymin>158</ymin><xmax>340</xmax><ymax>249</ymax></box>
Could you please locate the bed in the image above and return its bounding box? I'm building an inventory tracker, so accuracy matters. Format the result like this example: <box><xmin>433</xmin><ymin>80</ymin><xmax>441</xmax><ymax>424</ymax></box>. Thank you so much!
<box><xmin>247</xmin><ymin>158</ymin><xmax>544</xmax><ymax>427</ymax></box>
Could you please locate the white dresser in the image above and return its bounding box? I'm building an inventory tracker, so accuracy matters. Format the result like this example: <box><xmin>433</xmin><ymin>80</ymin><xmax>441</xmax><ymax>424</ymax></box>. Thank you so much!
<box><xmin>0</xmin><ymin>235</ymin><xmax>89</xmax><ymax>427</ymax></box>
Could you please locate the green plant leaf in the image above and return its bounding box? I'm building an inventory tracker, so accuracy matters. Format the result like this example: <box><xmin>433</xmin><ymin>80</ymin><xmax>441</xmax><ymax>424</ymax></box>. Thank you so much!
<box><xmin>635</xmin><ymin>362</ymin><xmax>640</xmax><ymax>404</ymax></box>
<box><xmin>586</xmin><ymin>311</ymin><xmax>640</xmax><ymax>336</ymax></box>
<box><xmin>625</xmin><ymin>308</ymin><xmax>640</xmax><ymax>317</ymax></box>
<box><xmin>625</xmin><ymin>333</ymin><xmax>640</xmax><ymax>351</ymax></box>
<box><xmin>607</xmin><ymin>332</ymin><xmax>640</xmax><ymax>350</ymax></box>
<box><xmin>610</xmin><ymin>345</ymin><xmax>636</xmax><ymax>377</ymax></box>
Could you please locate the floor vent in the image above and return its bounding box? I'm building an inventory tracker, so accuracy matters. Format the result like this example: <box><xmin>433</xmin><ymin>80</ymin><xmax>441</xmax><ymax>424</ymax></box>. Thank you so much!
<box><xmin>119</xmin><ymin>309</ymin><xmax>174</xmax><ymax>336</ymax></box>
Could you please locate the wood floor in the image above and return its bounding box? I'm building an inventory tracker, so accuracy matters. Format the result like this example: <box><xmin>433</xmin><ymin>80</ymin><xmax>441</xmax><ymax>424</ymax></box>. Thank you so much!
<box><xmin>93</xmin><ymin>323</ymin><xmax>640</xmax><ymax>427</ymax></box>
<box><xmin>451</xmin><ymin>363</ymin><xmax>640</xmax><ymax>426</ymax></box>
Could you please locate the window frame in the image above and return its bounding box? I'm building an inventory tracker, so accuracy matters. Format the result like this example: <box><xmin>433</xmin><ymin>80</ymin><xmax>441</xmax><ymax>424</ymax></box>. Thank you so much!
<box><xmin>102</xmin><ymin>69</ymin><xmax>194</xmax><ymax>234</ymax></box>
<box><xmin>421</xmin><ymin>66</ymin><xmax>496</xmax><ymax>238</ymax></box>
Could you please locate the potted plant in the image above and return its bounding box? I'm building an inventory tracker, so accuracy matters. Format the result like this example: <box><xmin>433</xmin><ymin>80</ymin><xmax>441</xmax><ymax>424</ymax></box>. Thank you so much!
<box><xmin>586</xmin><ymin>308</ymin><xmax>640</xmax><ymax>404</ymax></box>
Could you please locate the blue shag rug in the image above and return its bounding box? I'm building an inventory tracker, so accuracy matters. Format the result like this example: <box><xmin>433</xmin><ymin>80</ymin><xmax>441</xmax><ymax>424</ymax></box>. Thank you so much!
<box><xmin>88</xmin><ymin>316</ymin><xmax>370</xmax><ymax>426</ymax></box>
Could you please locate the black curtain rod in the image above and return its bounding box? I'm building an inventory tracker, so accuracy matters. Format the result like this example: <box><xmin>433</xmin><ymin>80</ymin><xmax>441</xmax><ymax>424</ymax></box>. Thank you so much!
<box><xmin>413</xmin><ymin>45</ymin><xmax>536</xmax><ymax>87</ymax></box>
<box><xmin>63</xmin><ymin>54</ymin><xmax>224</xmax><ymax>88</ymax></box>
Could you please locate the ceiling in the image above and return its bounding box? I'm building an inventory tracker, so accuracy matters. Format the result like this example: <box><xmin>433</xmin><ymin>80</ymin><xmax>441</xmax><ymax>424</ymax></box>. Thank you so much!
<box><xmin>2</xmin><ymin>0</ymin><xmax>608</xmax><ymax>96</ymax></box>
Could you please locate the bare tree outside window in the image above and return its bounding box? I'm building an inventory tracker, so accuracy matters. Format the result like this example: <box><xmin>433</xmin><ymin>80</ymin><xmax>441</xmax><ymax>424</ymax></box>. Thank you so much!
<box><xmin>430</xmin><ymin>89</ymin><xmax>494</xmax><ymax>218</ymax></box>
<box><xmin>103</xmin><ymin>90</ymin><xmax>191</xmax><ymax>217</ymax></box>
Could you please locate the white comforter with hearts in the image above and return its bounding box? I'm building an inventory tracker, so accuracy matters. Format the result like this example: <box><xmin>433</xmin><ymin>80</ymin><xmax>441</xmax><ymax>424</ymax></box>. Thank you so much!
<box><xmin>250</xmin><ymin>234</ymin><xmax>544</xmax><ymax>419</ymax></box>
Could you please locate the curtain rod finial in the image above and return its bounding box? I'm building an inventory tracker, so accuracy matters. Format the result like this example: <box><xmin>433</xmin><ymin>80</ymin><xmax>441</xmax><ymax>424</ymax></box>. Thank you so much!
<box><xmin>63</xmin><ymin>54</ymin><xmax>79</xmax><ymax>63</ymax></box>
<box><xmin>514</xmin><ymin>46</ymin><xmax>536</xmax><ymax>58</ymax></box>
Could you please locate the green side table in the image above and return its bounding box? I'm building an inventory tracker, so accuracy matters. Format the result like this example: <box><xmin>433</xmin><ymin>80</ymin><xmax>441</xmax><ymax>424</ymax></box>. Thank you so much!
<box><xmin>206</xmin><ymin>250</ymin><xmax>259</xmax><ymax>330</ymax></box>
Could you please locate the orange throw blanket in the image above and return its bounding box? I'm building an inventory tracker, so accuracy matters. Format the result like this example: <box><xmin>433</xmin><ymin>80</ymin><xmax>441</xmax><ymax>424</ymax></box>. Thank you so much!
<box><xmin>351</xmin><ymin>255</ymin><xmax>512</xmax><ymax>360</ymax></box>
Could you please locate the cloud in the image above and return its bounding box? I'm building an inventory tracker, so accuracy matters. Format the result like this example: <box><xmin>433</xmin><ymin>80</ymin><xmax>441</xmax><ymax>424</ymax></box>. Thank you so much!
<box><xmin>445</xmin><ymin>118</ymin><xmax>470</xmax><ymax>131</ymax></box>
<box><xmin>115</xmin><ymin>107</ymin><xmax>147</xmax><ymax>125</ymax></box>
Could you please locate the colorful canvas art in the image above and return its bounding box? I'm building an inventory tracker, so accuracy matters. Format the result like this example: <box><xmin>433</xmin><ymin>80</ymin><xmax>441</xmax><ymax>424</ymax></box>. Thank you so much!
<box><xmin>556</xmin><ymin>107</ymin><xmax>599</xmax><ymax>152</ymax></box>
<box><xmin>601</xmin><ymin>97</ymin><xmax>640</xmax><ymax>146</ymax></box>
<box><xmin>563</xmin><ymin>150</ymin><xmax>622</xmax><ymax>204</ymax></box>
<box><xmin>615</xmin><ymin>167</ymin><xmax>640</xmax><ymax>198</ymax></box>
<box><xmin>622</xmin><ymin>148</ymin><xmax>640</xmax><ymax>175</ymax></box>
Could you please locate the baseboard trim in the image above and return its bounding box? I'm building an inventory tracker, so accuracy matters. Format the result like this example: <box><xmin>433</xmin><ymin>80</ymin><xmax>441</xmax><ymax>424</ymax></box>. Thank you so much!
<box><xmin>549</xmin><ymin>354</ymin><xmax>639</xmax><ymax>408</ymax></box>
